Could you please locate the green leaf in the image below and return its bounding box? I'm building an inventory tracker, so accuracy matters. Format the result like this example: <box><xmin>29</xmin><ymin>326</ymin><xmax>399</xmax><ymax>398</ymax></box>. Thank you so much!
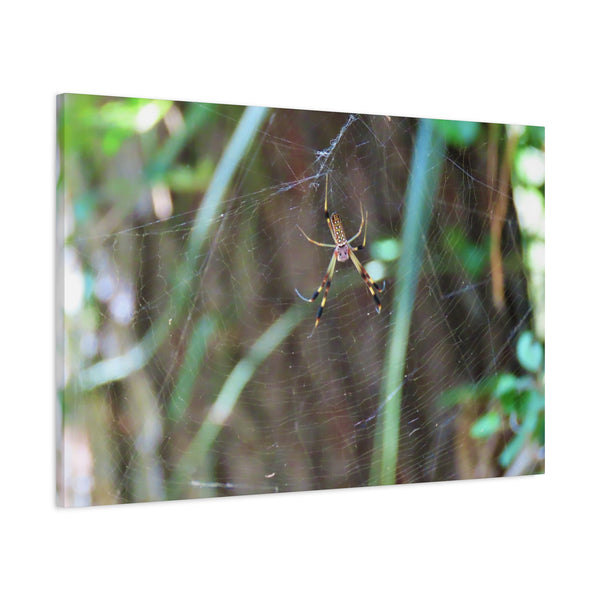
<box><xmin>461</xmin><ymin>244</ymin><xmax>488</xmax><ymax>278</ymax></box>
<box><xmin>470</xmin><ymin>411</ymin><xmax>502</xmax><ymax>439</ymax></box>
<box><xmin>439</xmin><ymin>375</ymin><xmax>502</xmax><ymax>408</ymax></box>
<box><xmin>496</xmin><ymin>390</ymin><xmax>520</xmax><ymax>415</ymax></box>
<box><xmin>516</xmin><ymin>331</ymin><xmax>544</xmax><ymax>372</ymax></box>
<box><xmin>439</xmin><ymin>383</ymin><xmax>480</xmax><ymax>407</ymax></box>
<box><xmin>534</xmin><ymin>412</ymin><xmax>545</xmax><ymax>446</ymax></box>
<box><xmin>494</xmin><ymin>374</ymin><xmax>537</xmax><ymax>415</ymax></box>
<box><xmin>165</xmin><ymin>158</ymin><xmax>216</xmax><ymax>192</ymax></box>
<box><xmin>370</xmin><ymin>238</ymin><xmax>402</xmax><ymax>262</ymax></box>
<box><xmin>493</xmin><ymin>373</ymin><xmax>519</xmax><ymax>397</ymax></box>
<box><xmin>434</xmin><ymin>119</ymin><xmax>480</xmax><ymax>147</ymax></box>
<box><xmin>442</xmin><ymin>226</ymin><xmax>488</xmax><ymax>278</ymax></box>
<box><xmin>525</xmin><ymin>125</ymin><xmax>545</xmax><ymax>148</ymax></box>
<box><xmin>498</xmin><ymin>390</ymin><xmax>544</xmax><ymax>468</ymax></box>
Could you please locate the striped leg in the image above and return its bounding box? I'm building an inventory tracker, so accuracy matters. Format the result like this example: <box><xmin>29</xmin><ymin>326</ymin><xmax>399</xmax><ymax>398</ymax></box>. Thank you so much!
<box><xmin>295</xmin><ymin>251</ymin><xmax>336</xmax><ymax>303</ymax></box>
<box><xmin>313</xmin><ymin>256</ymin><xmax>337</xmax><ymax>332</ymax></box>
<box><xmin>324</xmin><ymin>173</ymin><xmax>337</xmax><ymax>241</ymax></box>
<box><xmin>349</xmin><ymin>251</ymin><xmax>382</xmax><ymax>313</ymax></box>
<box><xmin>295</xmin><ymin>251</ymin><xmax>337</xmax><ymax>336</ymax></box>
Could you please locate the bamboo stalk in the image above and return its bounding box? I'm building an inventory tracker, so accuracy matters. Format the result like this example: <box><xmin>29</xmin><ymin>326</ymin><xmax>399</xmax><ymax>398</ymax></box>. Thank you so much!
<box><xmin>369</xmin><ymin>119</ymin><xmax>445</xmax><ymax>486</ymax></box>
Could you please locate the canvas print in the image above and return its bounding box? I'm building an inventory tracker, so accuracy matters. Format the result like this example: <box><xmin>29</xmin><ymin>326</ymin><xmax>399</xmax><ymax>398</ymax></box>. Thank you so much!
<box><xmin>56</xmin><ymin>94</ymin><xmax>545</xmax><ymax>507</ymax></box>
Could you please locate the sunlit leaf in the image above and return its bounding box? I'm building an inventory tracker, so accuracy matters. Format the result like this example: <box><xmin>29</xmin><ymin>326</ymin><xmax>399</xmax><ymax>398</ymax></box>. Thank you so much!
<box><xmin>102</xmin><ymin>130</ymin><xmax>127</xmax><ymax>155</ymax></box>
<box><xmin>516</xmin><ymin>331</ymin><xmax>544</xmax><ymax>372</ymax></box>
<box><xmin>515</xmin><ymin>146</ymin><xmax>545</xmax><ymax>187</ymax></box>
<box><xmin>470</xmin><ymin>411</ymin><xmax>501</xmax><ymax>439</ymax></box>
<box><xmin>493</xmin><ymin>373</ymin><xmax>519</xmax><ymax>397</ymax></box>
<box><xmin>371</xmin><ymin>238</ymin><xmax>401</xmax><ymax>262</ymax></box>
<box><xmin>364</xmin><ymin>260</ymin><xmax>386</xmax><ymax>284</ymax></box>
<box><xmin>513</xmin><ymin>186</ymin><xmax>545</xmax><ymax>238</ymax></box>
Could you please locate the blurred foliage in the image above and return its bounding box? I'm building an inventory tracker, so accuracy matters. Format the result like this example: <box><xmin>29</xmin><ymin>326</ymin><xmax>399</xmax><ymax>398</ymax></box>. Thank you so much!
<box><xmin>440</xmin><ymin>328</ymin><xmax>544</xmax><ymax>472</ymax></box>
<box><xmin>57</xmin><ymin>95</ymin><xmax>545</xmax><ymax>505</ymax></box>
<box><xmin>61</xmin><ymin>95</ymin><xmax>172</xmax><ymax>157</ymax></box>
<box><xmin>437</xmin><ymin>122</ymin><xmax>545</xmax><ymax>476</ymax></box>
<box><xmin>442</xmin><ymin>225</ymin><xmax>490</xmax><ymax>278</ymax></box>
<box><xmin>434</xmin><ymin>119</ymin><xmax>481</xmax><ymax>147</ymax></box>
<box><xmin>371</xmin><ymin>237</ymin><xmax>402</xmax><ymax>262</ymax></box>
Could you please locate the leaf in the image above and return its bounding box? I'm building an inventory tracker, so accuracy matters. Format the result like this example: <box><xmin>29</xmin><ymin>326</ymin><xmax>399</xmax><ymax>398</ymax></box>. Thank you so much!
<box><xmin>370</xmin><ymin>238</ymin><xmax>402</xmax><ymax>262</ymax></box>
<box><xmin>439</xmin><ymin>383</ymin><xmax>480</xmax><ymax>407</ymax></box>
<box><xmin>515</xmin><ymin>146</ymin><xmax>545</xmax><ymax>187</ymax></box>
<box><xmin>498</xmin><ymin>390</ymin><xmax>544</xmax><ymax>468</ymax></box>
<box><xmin>493</xmin><ymin>373</ymin><xmax>519</xmax><ymax>397</ymax></box>
<box><xmin>470</xmin><ymin>411</ymin><xmax>502</xmax><ymax>439</ymax></box>
<box><xmin>434</xmin><ymin>119</ymin><xmax>480</xmax><ymax>147</ymax></box>
<box><xmin>442</xmin><ymin>225</ymin><xmax>488</xmax><ymax>277</ymax></box>
<box><xmin>525</xmin><ymin>125</ymin><xmax>545</xmax><ymax>147</ymax></box>
<box><xmin>513</xmin><ymin>186</ymin><xmax>545</xmax><ymax>238</ymax></box>
<box><xmin>439</xmin><ymin>375</ymin><xmax>502</xmax><ymax>408</ymax></box>
<box><xmin>516</xmin><ymin>331</ymin><xmax>544</xmax><ymax>372</ymax></box>
<box><xmin>494</xmin><ymin>373</ymin><xmax>537</xmax><ymax>415</ymax></box>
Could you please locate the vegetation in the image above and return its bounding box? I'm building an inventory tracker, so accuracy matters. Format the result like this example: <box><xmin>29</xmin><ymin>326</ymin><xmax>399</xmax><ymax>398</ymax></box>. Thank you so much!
<box><xmin>57</xmin><ymin>95</ymin><xmax>545</xmax><ymax>506</ymax></box>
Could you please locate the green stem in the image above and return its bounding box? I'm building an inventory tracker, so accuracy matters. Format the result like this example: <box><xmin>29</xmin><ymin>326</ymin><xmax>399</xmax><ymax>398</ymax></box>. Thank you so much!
<box><xmin>145</xmin><ymin>103</ymin><xmax>213</xmax><ymax>181</ymax></box>
<box><xmin>369</xmin><ymin>119</ymin><xmax>445</xmax><ymax>485</ymax></box>
<box><xmin>168</xmin><ymin>304</ymin><xmax>304</xmax><ymax>499</ymax></box>
<box><xmin>167</xmin><ymin>314</ymin><xmax>216</xmax><ymax>422</ymax></box>
<box><xmin>78</xmin><ymin>105</ymin><xmax>269</xmax><ymax>391</ymax></box>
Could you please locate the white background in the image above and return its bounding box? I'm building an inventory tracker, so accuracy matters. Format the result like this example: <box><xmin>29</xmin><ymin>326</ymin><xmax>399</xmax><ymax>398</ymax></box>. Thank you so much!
<box><xmin>2</xmin><ymin>2</ymin><xmax>598</xmax><ymax>598</ymax></box>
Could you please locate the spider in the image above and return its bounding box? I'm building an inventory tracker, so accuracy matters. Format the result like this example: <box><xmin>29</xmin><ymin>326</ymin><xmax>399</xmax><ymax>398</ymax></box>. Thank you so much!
<box><xmin>295</xmin><ymin>174</ymin><xmax>384</xmax><ymax>335</ymax></box>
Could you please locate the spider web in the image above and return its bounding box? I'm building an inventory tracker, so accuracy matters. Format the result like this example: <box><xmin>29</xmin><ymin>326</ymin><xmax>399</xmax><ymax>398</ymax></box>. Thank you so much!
<box><xmin>57</xmin><ymin>98</ymin><xmax>544</xmax><ymax>506</ymax></box>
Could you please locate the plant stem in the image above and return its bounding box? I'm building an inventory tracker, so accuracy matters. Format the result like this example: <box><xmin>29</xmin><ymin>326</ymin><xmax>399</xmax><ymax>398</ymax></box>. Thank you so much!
<box><xmin>168</xmin><ymin>304</ymin><xmax>303</xmax><ymax>499</ymax></box>
<box><xmin>369</xmin><ymin>119</ymin><xmax>445</xmax><ymax>485</ymax></box>
<box><xmin>78</xmin><ymin>105</ymin><xmax>269</xmax><ymax>391</ymax></box>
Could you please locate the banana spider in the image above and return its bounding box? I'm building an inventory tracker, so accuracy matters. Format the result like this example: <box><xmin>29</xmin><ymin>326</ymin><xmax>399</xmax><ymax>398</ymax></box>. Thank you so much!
<box><xmin>295</xmin><ymin>174</ymin><xmax>384</xmax><ymax>335</ymax></box>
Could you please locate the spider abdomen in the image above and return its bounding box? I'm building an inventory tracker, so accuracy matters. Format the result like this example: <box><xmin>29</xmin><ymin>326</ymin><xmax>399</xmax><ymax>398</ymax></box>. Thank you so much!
<box><xmin>330</xmin><ymin>212</ymin><xmax>351</xmax><ymax>262</ymax></box>
<box><xmin>330</xmin><ymin>212</ymin><xmax>347</xmax><ymax>245</ymax></box>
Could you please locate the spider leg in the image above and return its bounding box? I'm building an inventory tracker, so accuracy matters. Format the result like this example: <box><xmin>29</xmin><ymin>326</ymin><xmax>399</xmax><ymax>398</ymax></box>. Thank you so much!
<box><xmin>350</xmin><ymin>208</ymin><xmax>368</xmax><ymax>249</ymax></box>
<box><xmin>296</xmin><ymin>224</ymin><xmax>336</xmax><ymax>248</ymax></box>
<box><xmin>350</xmin><ymin>210</ymin><xmax>383</xmax><ymax>292</ymax></box>
<box><xmin>323</xmin><ymin>173</ymin><xmax>346</xmax><ymax>247</ymax></box>
<box><xmin>295</xmin><ymin>251</ymin><xmax>337</xmax><ymax>336</ymax></box>
<box><xmin>324</xmin><ymin>173</ymin><xmax>334</xmax><ymax>239</ymax></box>
<box><xmin>295</xmin><ymin>251</ymin><xmax>337</xmax><ymax>303</ymax></box>
<box><xmin>347</xmin><ymin>204</ymin><xmax>365</xmax><ymax>245</ymax></box>
<box><xmin>349</xmin><ymin>250</ymin><xmax>383</xmax><ymax>313</ymax></box>
<box><xmin>311</xmin><ymin>255</ymin><xmax>337</xmax><ymax>335</ymax></box>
